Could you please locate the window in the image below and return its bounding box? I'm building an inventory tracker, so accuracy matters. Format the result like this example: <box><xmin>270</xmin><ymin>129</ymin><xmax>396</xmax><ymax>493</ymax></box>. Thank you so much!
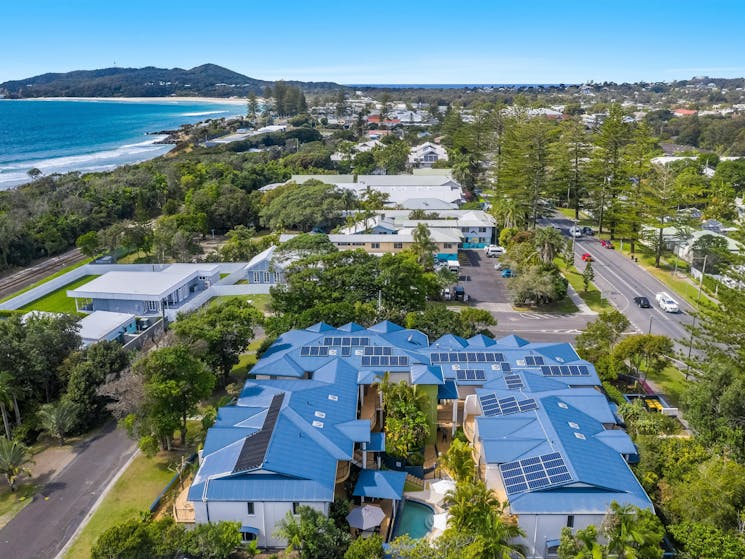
<box><xmin>567</xmin><ymin>515</ymin><xmax>574</xmax><ymax>528</ymax></box>
<box><xmin>146</xmin><ymin>300</ymin><xmax>159</xmax><ymax>312</ymax></box>
<box><xmin>262</xmin><ymin>271</ymin><xmax>271</xmax><ymax>283</ymax></box>
<box><xmin>371</xmin><ymin>242</ymin><xmax>380</xmax><ymax>249</ymax></box>
<box><xmin>393</xmin><ymin>242</ymin><xmax>403</xmax><ymax>249</ymax></box>
<box><xmin>444</xmin><ymin>243</ymin><xmax>453</xmax><ymax>249</ymax></box>
<box><xmin>292</xmin><ymin>502</ymin><xmax>301</xmax><ymax>515</ymax></box>
<box><xmin>241</xmin><ymin>532</ymin><xmax>256</xmax><ymax>542</ymax></box>
<box><xmin>479</xmin><ymin>227</ymin><xmax>487</xmax><ymax>232</ymax></box>
<box><xmin>252</xmin><ymin>272</ymin><xmax>260</xmax><ymax>284</ymax></box>
<box><xmin>247</xmin><ymin>502</ymin><xmax>255</xmax><ymax>515</ymax></box>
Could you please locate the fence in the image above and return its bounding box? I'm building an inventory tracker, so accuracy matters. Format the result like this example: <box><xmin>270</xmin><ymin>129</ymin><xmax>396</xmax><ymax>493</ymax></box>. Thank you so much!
<box><xmin>149</xmin><ymin>453</ymin><xmax>198</xmax><ymax>514</ymax></box>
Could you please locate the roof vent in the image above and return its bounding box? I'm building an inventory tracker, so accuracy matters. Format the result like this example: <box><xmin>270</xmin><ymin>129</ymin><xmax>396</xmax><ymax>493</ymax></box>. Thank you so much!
<box><xmin>574</xmin><ymin>432</ymin><xmax>586</xmax><ymax>440</ymax></box>
<box><xmin>312</xmin><ymin>420</ymin><xmax>324</xmax><ymax>428</ymax></box>
<box><xmin>556</xmin><ymin>356</ymin><xmax>565</xmax><ymax>363</ymax></box>
<box><xmin>314</xmin><ymin>411</ymin><xmax>326</xmax><ymax>419</ymax></box>
<box><xmin>328</xmin><ymin>394</ymin><xmax>339</xmax><ymax>401</ymax></box>
<box><xmin>568</xmin><ymin>422</ymin><xmax>580</xmax><ymax>429</ymax></box>
<box><xmin>558</xmin><ymin>402</ymin><xmax>569</xmax><ymax>409</ymax></box>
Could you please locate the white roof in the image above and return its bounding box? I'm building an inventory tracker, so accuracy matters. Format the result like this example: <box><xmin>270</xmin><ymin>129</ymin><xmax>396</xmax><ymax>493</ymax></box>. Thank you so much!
<box><xmin>68</xmin><ymin>269</ymin><xmax>197</xmax><ymax>300</ymax></box>
<box><xmin>78</xmin><ymin>311</ymin><xmax>136</xmax><ymax>342</ymax></box>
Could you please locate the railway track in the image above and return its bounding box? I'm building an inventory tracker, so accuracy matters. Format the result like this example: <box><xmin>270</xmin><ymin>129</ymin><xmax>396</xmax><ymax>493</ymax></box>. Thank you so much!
<box><xmin>0</xmin><ymin>249</ymin><xmax>87</xmax><ymax>300</ymax></box>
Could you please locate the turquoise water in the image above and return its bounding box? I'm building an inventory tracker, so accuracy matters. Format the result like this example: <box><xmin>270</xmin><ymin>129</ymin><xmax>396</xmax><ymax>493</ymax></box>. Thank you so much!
<box><xmin>0</xmin><ymin>99</ymin><xmax>244</xmax><ymax>189</ymax></box>
<box><xmin>392</xmin><ymin>500</ymin><xmax>434</xmax><ymax>539</ymax></box>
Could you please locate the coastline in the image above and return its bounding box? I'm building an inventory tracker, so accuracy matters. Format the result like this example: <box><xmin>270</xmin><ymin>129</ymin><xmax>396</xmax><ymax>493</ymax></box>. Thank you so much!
<box><xmin>8</xmin><ymin>96</ymin><xmax>248</xmax><ymax>106</ymax></box>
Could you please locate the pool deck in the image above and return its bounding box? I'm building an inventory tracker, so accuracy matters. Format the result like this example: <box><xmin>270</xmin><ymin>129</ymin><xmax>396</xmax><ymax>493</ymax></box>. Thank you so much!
<box><xmin>402</xmin><ymin>477</ymin><xmax>452</xmax><ymax>540</ymax></box>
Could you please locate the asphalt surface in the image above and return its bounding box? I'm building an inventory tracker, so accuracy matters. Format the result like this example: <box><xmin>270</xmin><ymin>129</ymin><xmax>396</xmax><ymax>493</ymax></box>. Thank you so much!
<box><xmin>457</xmin><ymin>250</ymin><xmax>596</xmax><ymax>342</ymax></box>
<box><xmin>547</xmin><ymin>215</ymin><xmax>697</xmax><ymax>352</ymax></box>
<box><xmin>0</xmin><ymin>422</ymin><xmax>136</xmax><ymax>559</ymax></box>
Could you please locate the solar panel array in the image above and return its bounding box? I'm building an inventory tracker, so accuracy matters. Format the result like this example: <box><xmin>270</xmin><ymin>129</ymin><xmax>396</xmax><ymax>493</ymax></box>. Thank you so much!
<box><xmin>455</xmin><ymin>369</ymin><xmax>486</xmax><ymax>382</ymax></box>
<box><xmin>364</xmin><ymin>346</ymin><xmax>392</xmax><ymax>356</ymax></box>
<box><xmin>501</xmin><ymin>362</ymin><xmax>512</xmax><ymax>372</ymax></box>
<box><xmin>525</xmin><ymin>355</ymin><xmax>545</xmax><ymax>366</ymax></box>
<box><xmin>500</xmin><ymin>452</ymin><xmax>573</xmax><ymax>494</ymax></box>
<box><xmin>361</xmin><ymin>355</ymin><xmax>409</xmax><ymax>367</ymax></box>
<box><xmin>233</xmin><ymin>393</ymin><xmax>284</xmax><ymax>473</ymax></box>
<box><xmin>504</xmin><ymin>374</ymin><xmax>524</xmax><ymax>390</ymax></box>
<box><xmin>540</xmin><ymin>365</ymin><xmax>590</xmax><ymax>377</ymax></box>
<box><xmin>300</xmin><ymin>346</ymin><xmax>330</xmax><ymax>357</ymax></box>
<box><xmin>324</xmin><ymin>337</ymin><xmax>370</xmax><ymax>346</ymax></box>
<box><xmin>430</xmin><ymin>352</ymin><xmax>504</xmax><ymax>363</ymax></box>
<box><xmin>479</xmin><ymin>394</ymin><xmax>539</xmax><ymax>416</ymax></box>
<box><xmin>341</xmin><ymin>347</ymin><xmax>352</xmax><ymax>356</ymax></box>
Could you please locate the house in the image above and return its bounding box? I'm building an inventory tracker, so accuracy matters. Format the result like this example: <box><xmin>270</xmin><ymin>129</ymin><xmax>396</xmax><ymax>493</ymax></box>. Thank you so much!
<box><xmin>188</xmin><ymin>323</ymin><xmax>651</xmax><ymax>553</ymax></box>
<box><xmin>244</xmin><ymin>246</ymin><xmax>300</xmax><ymax>286</ymax></box>
<box><xmin>330</xmin><ymin>139</ymin><xmax>382</xmax><ymax>162</ymax></box>
<box><xmin>639</xmin><ymin>226</ymin><xmax>744</xmax><ymax>263</ymax></box>
<box><xmin>673</xmin><ymin>108</ymin><xmax>697</xmax><ymax>117</ymax></box>
<box><xmin>67</xmin><ymin>264</ymin><xmax>221</xmax><ymax>320</ymax></box>
<box><xmin>77</xmin><ymin>310</ymin><xmax>137</xmax><ymax>347</ymax></box>
<box><xmin>408</xmin><ymin>142</ymin><xmax>448</xmax><ymax>168</ymax></box>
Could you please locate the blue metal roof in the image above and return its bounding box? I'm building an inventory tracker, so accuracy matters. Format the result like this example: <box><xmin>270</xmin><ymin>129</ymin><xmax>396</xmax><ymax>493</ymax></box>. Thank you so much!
<box><xmin>496</xmin><ymin>334</ymin><xmax>531</xmax><ymax>347</ymax></box>
<box><xmin>438</xmin><ymin>380</ymin><xmax>459</xmax><ymax>400</ymax></box>
<box><xmin>467</xmin><ymin>333</ymin><xmax>497</xmax><ymax>347</ymax></box>
<box><xmin>368</xmin><ymin>432</ymin><xmax>385</xmax><ymax>452</ymax></box>
<box><xmin>410</xmin><ymin>364</ymin><xmax>444</xmax><ymax>385</ymax></box>
<box><xmin>353</xmin><ymin>469</ymin><xmax>407</xmax><ymax>500</ymax></box>
<box><xmin>432</xmin><ymin>334</ymin><xmax>469</xmax><ymax>349</ymax></box>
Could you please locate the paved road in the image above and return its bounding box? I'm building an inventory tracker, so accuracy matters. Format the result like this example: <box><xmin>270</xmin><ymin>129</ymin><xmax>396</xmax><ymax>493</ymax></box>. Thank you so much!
<box><xmin>547</xmin><ymin>216</ymin><xmax>697</xmax><ymax>353</ymax></box>
<box><xmin>458</xmin><ymin>249</ymin><xmax>596</xmax><ymax>342</ymax></box>
<box><xmin>0</xmin><ymin>422</ymin><xmax>136</xmax><ymax>559</ymax></box>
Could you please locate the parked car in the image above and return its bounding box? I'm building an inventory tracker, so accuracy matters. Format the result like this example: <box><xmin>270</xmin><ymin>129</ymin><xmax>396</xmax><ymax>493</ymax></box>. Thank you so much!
<box><xmin>501</xmin><ymin>269</ymin><xmax>514</xmax><ymax>278</ymax></box>
<box><xmin>454</xmin><ymin>286</ymin><xmax>466</xmax><ymax>301</ymax></box>
<box><xmin>600</xmin><ymin>239</ymin><xmax>614</xmax><ymax>249</ymax></box>
<box><xmin>655</xmin><ymin>291</ymin><xmax>680</xmax><ymax>313</ymax></box>
<box><xmin>485</xmin><ymin>244</ymin><xmax>506</xmax><ymax>257</ymax></box>
<box><xmin>494</xmin><ymin>262</ymin><xmax>504</xmax><ymax>271</ymax></box>
<box><xmin>581</xmin><ymin>226</ymin><xmax>594</xmax><ymax>236</ymax></box>
<box><xmin>581</xmin><ymin>253</ymin><xmax>593</xmax><ymax>262</ymax></box>
<box><xmin>633</xmin><ymin>296</ymin><xmax>651</xmax><ymax>308</ymax></box>
<box><xmin>442</xmin><ymin>287</ymin><xmax>452</xmax><ymax>301</ymax></box>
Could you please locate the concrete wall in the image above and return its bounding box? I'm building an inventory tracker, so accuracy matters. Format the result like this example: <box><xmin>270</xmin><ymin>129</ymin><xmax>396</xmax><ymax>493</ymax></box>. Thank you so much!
<box><xmin>193</xmin><ymin>500</ymin><xmax>327</xmax><ymax>548</ymax></box>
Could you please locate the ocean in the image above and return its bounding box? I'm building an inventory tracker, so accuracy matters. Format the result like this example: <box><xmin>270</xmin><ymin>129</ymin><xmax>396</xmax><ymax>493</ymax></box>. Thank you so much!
<box><xmin>0</xmin><ymin>99</ymin><xmax>246</xmax><ymax>189</ymax></box>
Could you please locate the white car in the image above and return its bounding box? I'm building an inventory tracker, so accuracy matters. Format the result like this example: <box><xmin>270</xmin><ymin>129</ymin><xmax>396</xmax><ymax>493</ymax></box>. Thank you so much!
<box><xmin>485</xmin><ymin>245</ymin><xmax>506</xmax><ymax>257</ymax></box>
<box><xmin>655</xmin><ymin>291</ymin><xmax>679</xmax><ymax>313</ymax></box>
<box><xmin>568</xmin><ymin>226</ymin><xmax>582</xmax><ymax>237</ymax></box>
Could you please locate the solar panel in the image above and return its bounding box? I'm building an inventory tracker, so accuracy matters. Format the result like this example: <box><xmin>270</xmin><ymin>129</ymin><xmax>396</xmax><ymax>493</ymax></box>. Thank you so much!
<box><xmin>501</xmin><ymin>362</ymin><xmax>511</xmax><ymax>372</ymax></box>
<box><xmin>233</xmin><ymin>393</ymin><xmax>283</xmax><ymax>473</ymax></box>
<box><xmin>525</xmin><ymin>355</ymin><xmax>545</xmax><ymax>366</ymax></box>
<box><xmin>540</xmin><ymin>364</ymin><xmax>591</xmax><ymax>377</ymax></box>
<box><xmin>455</xmin><ymin>369</ymin><xmax>487</xmax><ymax>382</ymax></box>
<box><xmin>341</xmin><ymin>346</ymin><xmax>352</xmax><ymax>356</ymax></box>
<box><xmin>324</xmin><ymin>337</ymin><xmax>370</xmax><ymax>346</ymax></box>
<box><xmin>479</xmin><ymin>393</ymin><xmax>538</xmax><ymax>416</ymax></box>
<box><xmin>499</xmin><ymin>452</ymin><xmax>573</xmax><ymax>495</ymax></box>
<box><xmin>504</xmin><ymin>374</ymin><xmax>524</xmax><ymax>390</ymax></box>
<box><xmin>431</xmin><ymin>352</ymin><xmax>504</xmax><ymax>363</ymax></box>
<box><xmin>361</xmin><ymin>355</ymin><xmax>408</xmax><ymax>367</ymax></box>
<box><xmin>364</xmin><ymin>346</ymin><xmax>392</xmax><ymax>356</ymax></box>
<box><xmin>301</xmin><ymin>346</ymin><xmax>330</xmax><ymax>357</ymax></box>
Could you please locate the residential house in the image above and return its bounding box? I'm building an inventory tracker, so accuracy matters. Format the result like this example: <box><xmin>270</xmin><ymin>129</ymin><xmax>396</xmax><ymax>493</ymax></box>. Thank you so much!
<box><xmin>408</xmin><ymin>142</ymin><xmax>448</xmax><ymax>168</ymax></box>
<box><xmin>77</xmin><ymin>310</ymin><xmax>137</xmax><ymax>347</ymax></box>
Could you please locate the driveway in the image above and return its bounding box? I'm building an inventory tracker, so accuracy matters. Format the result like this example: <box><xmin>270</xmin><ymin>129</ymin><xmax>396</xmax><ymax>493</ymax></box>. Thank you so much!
<box><xmin>0</xmin><ymin>422</ymin><xmax>136</xmax><ymax>559</ymax></box>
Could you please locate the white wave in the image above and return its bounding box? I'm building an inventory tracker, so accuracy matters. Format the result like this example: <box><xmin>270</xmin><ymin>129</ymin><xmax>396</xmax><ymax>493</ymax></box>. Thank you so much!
<box><xmin>0</xmin><ymin>139</ymin><xmax>173</xmax><ymax>190</ymax></box>
<box><xmin>181</xmin><ymin>110</ymin><xmax>227</xmax><ymax>117</ymax></box>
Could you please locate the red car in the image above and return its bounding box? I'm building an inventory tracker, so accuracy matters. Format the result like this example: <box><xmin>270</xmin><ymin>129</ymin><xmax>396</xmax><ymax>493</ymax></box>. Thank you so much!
<box><xmin>600</xmin><ymin>239</ymin><xmax>614</xmax><ymax>249</ymax></box>
<box><xmin>582</xmin><ymin>253</ymin><xmax>593</xmax><ymax>262</ymax></box>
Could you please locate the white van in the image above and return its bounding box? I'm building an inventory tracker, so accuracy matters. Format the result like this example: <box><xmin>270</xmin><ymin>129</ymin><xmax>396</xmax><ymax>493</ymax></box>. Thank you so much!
<box><xmin>655</xmin><ymin>291</ymin><xmax>679</xmax><ymax>313</ymax></box>
<box><xmin>485</xmin><ymin>245</ymin><xmax>506</xmax><ymax>257</ymax></box>
<box><xmin>568</xmin><ymin>226</ymin><xmax>582</xmax><ymax>238</ymax></box>
<box><xmin>447</xmin><ymin>260</ymin><xmax>461</xmax><ymax>273</ymax></box>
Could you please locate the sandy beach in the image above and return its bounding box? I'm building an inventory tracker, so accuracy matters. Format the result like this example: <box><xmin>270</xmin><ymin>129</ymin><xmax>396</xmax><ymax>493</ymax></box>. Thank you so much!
<box><xmin>16</xmin><ymin>96</ymin><xmax>249</xmax><ymax>105</ymax></box>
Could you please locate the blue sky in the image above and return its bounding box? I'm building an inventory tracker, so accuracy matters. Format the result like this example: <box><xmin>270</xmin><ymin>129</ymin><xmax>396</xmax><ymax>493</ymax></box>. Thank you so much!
<box><xmin>2</xmin><ymin>0</ymin><xmax>744</xmax><ymax>84</ymax></box>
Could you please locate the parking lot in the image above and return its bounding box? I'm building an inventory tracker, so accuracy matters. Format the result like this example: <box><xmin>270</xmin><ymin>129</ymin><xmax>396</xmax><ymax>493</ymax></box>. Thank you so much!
<box><xmin>455</xmin><ymin>249</ymin><xmax>512</xmax><ymax>306</ymax></box>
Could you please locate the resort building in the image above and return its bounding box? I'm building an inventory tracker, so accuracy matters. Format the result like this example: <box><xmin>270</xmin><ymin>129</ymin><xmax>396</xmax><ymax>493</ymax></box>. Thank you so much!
<box><xmin>187</xmin><ymin>322</ymin><xmax>651</xmax><ymax>556</ymax></box>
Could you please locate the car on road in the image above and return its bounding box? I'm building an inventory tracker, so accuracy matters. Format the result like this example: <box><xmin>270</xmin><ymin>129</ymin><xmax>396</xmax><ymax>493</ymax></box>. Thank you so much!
<box><xmin>454</xmin><ymin>285</ymin><xmax>466</xmax><ymax>301</ymax></box>
<box><xmin>655</xmin><ymin>291</ymin><xmax>680</xmax><ymax>313</ymax></box>
<box><xmin>600</xmin><ymin>239</ymin><xmax>614</xmax><ymax>249</ymax></box>
<box><xmin>501</xmin><ymin>269</ymin><xmax>514</xmax><ymax>278</ymax></box>
<box><xmin>485</xmin><ymin>244</ymin><xmax>506</xmax><ymax>257</ymax></box>
<box><xmin>581</xmin><ymin>226</ymin><xmax>594</xmax><ymax>236</ymax></box>
<box><xmin>633</xmin><ymin>296</ymin><xmax>651</xmax><ymax>308</ymax></box>
<box><xmin>568</xmin><ymin>226</ymin><xmax>582</xmax><ymax>237</ymax></box>
<box><xmin>581</xmin><ymin>253</ymin><xmax>593</xmax><ymax>262</ymax></box>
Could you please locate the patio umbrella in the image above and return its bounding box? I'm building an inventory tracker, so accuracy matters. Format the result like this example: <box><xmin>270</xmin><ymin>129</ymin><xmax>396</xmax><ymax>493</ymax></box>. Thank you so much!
<box><xmin>346</xmin><ymin>504</ymin><xmax>386</xmax><ymax>531</ymax></box>
<box><xmin>433</xmin><ymin>512</ymin><xmax>450</xmax><ymax>531</ymax></box>
<box><xmin>430</xmin><ymin>479</ymin><xmax>456</xmax><ymax>495</ymax></box>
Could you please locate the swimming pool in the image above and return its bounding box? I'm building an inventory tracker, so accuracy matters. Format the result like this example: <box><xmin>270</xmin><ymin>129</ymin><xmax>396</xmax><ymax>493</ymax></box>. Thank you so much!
<box><xmin>392</xmin><ymin>500</ymin><xmax>434</xmax><ymax>539</ymax></box>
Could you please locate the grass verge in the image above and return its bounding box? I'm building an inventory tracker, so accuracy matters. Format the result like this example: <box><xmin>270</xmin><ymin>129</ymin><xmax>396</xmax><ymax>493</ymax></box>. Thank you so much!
<box><xmin>209</xmin><ymin>293</ymin><xmax>272</xmax><ymax>314</ymax></box>
<box><xmin>63</xmin><ymin>451</ymin><xmax>182</xmax><ymax>559</ymax></box>
<box><xmin>0</xmin><ymin>257</ymin><xmax>93</xmax><ymax>303</ymax></box>
<box><xmin>19</xmin><ymin>275</ymin><xmax>100</xmax><ymax>314</ymax></box>
<box><xmin>563</xmin><ymin>266</ymin><xmax>607</xmax><ymax>312</ymax></box>
<box><xmin>645</xmin><ymin>365</ymin><xmax>689</xmax><ymax>409</ymax></box>
<box><xmin>0</xmin><ymin>483</ymin><xmax>37</xmax><ymax>530</ymax></box>
<box><xmin>513</xmin><ymin>297</ymin><xmax>579</xmax><ymax>314</ymax></box>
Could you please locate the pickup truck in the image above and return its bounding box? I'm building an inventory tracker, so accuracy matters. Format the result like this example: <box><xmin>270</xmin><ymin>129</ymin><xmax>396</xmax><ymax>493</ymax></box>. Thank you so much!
<box><xmin>655</xmin><ymin>291</ymin><xmax>680</xmax><ymax>313</ymax></box>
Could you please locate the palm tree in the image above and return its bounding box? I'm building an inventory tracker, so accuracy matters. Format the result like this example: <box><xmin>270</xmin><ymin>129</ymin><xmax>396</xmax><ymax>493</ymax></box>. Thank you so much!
<box><xmin>0</xmin><ymin>371</ymin><xmax>22</xmax><ymax>439</ymax></box>
<box><xmin>411</xmin><ymin>223</ymin><xmax>438</xmax><ymax>270</ymax></box>
<box><xmin>37</xmin><ymin>400</ymin><xmax>77</xmax><ymax>445</ymax></box>
<box><xmin>0</xmin><ymin>437</ymin><xmax>33</xmax><ymax>492</ymax></box>
<box><xmin>478</xmin><ymin>509</ymin><xmax>526</xmax><ymax>559</ymax></box>
<box><xmin>602</xmin><ymin>501</ymin><xmax>665</xmax><ymax>559</ymax></box>
<box><xmin>439</xmin><ymin>438</ymin><xmax>475</xmax><ymax>483</ymax></box>
<box><xmin>533</xmin><ymin>226</ymin><xmax>566</xmax><ymax>264</ymax></box>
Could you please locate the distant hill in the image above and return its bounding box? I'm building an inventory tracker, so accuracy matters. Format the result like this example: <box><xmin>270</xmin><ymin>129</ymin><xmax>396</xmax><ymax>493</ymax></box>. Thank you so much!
<box><xmin>0</xmin><ymin>64</ymin><xmax>343</xmax><ymax>98</ymax></box>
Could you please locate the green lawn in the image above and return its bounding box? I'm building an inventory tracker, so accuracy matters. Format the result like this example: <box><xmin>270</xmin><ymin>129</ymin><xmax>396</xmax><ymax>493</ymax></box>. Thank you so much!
<box><xmin>513</xmin><ymin>297</ymin><xmax>579</xmax><ymax>314</ymax></box>
<box><xmin>0</xmin><ymin>483</ymin><xmax>37</xmax><ymax>530</ymax></box>
<box><xmin>19</xmin><ymin>275</ymin><xmax>100</xmax><ymax>314</ymax></box>
<box><xmin>563</xmin><ymin>266</ymin><xmax>607</xmax><ymax>312</ymax></box>
<box><xmin>63</xmin><ymin>451</ymin><xmax>181</xmax><ymax>559</ymax></box>
<box><xmin>231</xmin><ymin>338</ymin><xmax>265</xmax><ymax>378</ymax></box>
<box><xmin>645</xmin><ymin>365</ymin><xmax>690</xmax><ymax>409</ymax></box>
<box><xmin>0</xmin><ymin>257</ymin><xmax>93</xmax><ymax>303</ymax></box>
<box><xmin>417</xmin><ymin>384</ymin><xmax>439</xmax><ymax>445</ymax></box>
<box><xmin>209</xmin><ymin>293</ymin><xmax>272</xmax><ymax>314</ymax></box>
